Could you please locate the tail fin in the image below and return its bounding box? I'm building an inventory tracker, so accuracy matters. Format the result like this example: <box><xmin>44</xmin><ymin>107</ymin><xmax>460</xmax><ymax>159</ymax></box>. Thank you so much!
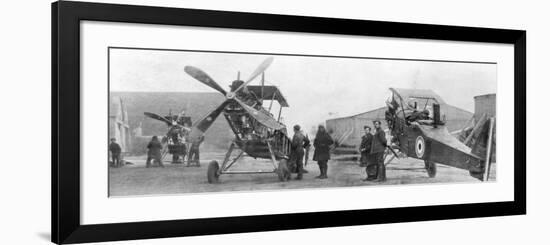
<box><xmin>468</xmin><ymin>117</ymin><xmax>496</xmax><ymax>181</ymax></box>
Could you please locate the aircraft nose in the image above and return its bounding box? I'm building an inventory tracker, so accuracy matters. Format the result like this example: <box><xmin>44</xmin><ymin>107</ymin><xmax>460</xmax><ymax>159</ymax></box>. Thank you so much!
<box><xmin>226</xmin><ymin>92</ymin><xmax>236</xmax><ymax>99</ymax></box>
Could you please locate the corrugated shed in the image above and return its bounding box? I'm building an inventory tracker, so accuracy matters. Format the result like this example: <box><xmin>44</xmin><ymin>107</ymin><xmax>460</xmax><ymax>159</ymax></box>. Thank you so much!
<box><xmin>474</xmin><ymin>94</ymin><xmax>496</xmax><ymax>121</ymax></box>
<box><xmin>326</xmin><ymin>107</ymin><xmax>388</xmax><ymax>147</ymax></box>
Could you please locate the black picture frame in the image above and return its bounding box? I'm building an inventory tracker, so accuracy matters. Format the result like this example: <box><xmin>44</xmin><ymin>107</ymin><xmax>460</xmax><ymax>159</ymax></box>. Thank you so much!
<box><xmin>52</xmin><ymin>1</ymin><xmax>526</xmax><ymax>244</ymax></box>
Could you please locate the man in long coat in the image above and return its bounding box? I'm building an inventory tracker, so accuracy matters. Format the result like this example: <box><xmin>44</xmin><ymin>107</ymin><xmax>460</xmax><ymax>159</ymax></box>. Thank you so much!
<box><xmin>360</xmin><ymin>126</ymin><xmax>376</xmax><ymax>180</ymax></box>
<box><xmin>371</xmin><ymin>121</ymin><xmax>387</xmax><ymax>182</ymax></box>
<box><xmin>313</xmin><ymin>125</ymin><xmax>334</xmax><ymax>179</ymax></box>
<box><xmin>146</xmin><ymin>136</ymin><xmax>164</xmax><ymax>168</ymax></box>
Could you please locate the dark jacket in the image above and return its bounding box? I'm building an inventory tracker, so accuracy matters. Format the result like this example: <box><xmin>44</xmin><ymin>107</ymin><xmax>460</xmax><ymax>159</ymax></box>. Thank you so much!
<box><xmin>360</xmin><ymin>134</ymin><xmax>373</xmax><ymax>154</ymax></box>
<box><xmin>291</xmin><ymin>132</ymin><xmax>307</xmax><ymax>153</ymax></box>
<box><xmin>290</xmin><ymin>132</ymin><xmax>309</xmax><ymax>163</ymax></box>
<box><xmin>313</xmin><ymin>132</ymin><xmax>334</xmax><ymax>161</ymax></box>
<box><xmin>109</xmin><ymin>142</ymin><xmax>121</xmax><ymax>154</ymax></box>
<box><xmin>370</xmin><ymin>128</ymin><xmax>387</xmax><ymax>153</ymax></box>
<box><xmin>147</xmin><ymin>140</ymin><xmax>163</xmax><ymax>157</ymax></box>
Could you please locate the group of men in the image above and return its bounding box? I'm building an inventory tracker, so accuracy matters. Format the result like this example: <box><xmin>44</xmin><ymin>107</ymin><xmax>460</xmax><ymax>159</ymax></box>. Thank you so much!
<box><xmin>359</xmin><ymin>120</ymin><xmax>388</xmax><ymax>182</ymax></box>
<box><xmin>108</xmin><ymin>135</ymin><xmax>204</xmax><ymax>168</ymax></box>
<box><xmin>289</xmin><ymin>124</ymin><xmax>335</xmax><ymax>180</ymax></box>
<box><xmin>109</xmin><ymin>121</ymin><xmax>386</xmax><ymax>182</ymax></box>
<box><xmin>145</xmin><ymin>135</ymin><xmax>203</xmax><ymax>168</ymax></box>
<box><xmin>287</xmin><ymin>121</ymin><xmax>388</xmax><ymax>182</ymax></box>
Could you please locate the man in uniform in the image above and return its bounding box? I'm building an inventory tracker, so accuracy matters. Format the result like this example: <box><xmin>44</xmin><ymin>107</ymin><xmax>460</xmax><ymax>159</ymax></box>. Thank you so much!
<box><xmin>312</xmin><ymin>125</ymin><xmax>333</xmax><ymax>179</ymax></box>
<box><xmin>146</xmin><ymin>136</ymin><xmax>164</xmax><ymax>168</ymax></box>
<box><xmin>109</xmin><ymin>138</ymin><xmax>122</xmax><ymax>167</ymax></box>
<box><xmin>187</xmin><ymin>134</ymin><xmax>204</xmax><ymax>167</ymax></box>
<box><xmin>371</xmin><ymin>120</ymin><xmax>387</xmax><ymax>182</ymax></box>
<box><xmin>290</xmin><ymin>125</ymin><xmax>309</xmax><ymax>180</ymax></box>
<box><xmin>360</xmin><ymin>126</ymin><xmax>376</xmax><ymax>181</ymax></box>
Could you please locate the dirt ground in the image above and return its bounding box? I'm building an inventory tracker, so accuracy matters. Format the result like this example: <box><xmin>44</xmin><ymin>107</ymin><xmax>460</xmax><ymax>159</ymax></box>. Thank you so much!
<box><xmin>109</xmin><ymin>151</ymin><xmax>496</xmax><ymax>196</ymax></box>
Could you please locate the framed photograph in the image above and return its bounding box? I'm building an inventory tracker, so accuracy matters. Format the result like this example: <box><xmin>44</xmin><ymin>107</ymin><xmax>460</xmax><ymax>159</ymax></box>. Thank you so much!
<box><xmin>52</xmin><ymin>1</ymin><xmax>526</xmax><ymax>244</ymax></box>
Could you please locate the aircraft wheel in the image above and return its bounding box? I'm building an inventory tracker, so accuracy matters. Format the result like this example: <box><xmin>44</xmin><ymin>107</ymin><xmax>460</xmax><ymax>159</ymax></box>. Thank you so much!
<box><xmin>277</xmin><ymin>159</ymin><xmax>291</xmax><ymax>182</ymax></box>
<box><xmin>425</xmin><ymin>160</ymin><xmax>437</xmax><ymax>178</ymax></box>
<box><xmin>207</xmin><ymin>160</ymin><xmax>220</xmax><ymax>184</ymax></box>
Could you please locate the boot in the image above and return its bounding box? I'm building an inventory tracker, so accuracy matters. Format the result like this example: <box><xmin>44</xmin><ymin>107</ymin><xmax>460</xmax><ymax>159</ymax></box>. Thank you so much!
<box><xmin>321</xmin><ymin>164</ymin><xmax>328</xmax><ymax>179</ymax></box>
<box><xmin>365</xmin><ymin>175</ymin><xmax>377</xmax><ymax>181</ymax></box>
<box><xmin>316</xmin><ymin>164</ymin><xmax>323</xmax><ymax>178</ymax></box>
<box><xmin>375</xmin><ymin>164</ymin><xmax>386</xmax><ymax>182</ymax></box>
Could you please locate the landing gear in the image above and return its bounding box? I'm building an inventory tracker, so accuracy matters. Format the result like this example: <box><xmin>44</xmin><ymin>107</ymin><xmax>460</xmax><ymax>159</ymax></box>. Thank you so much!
<box><xmin>207</xmin><ymin>160</ymin><xmax>220</xmax><ymax>183</ymax></box>
<box><xmin>276</xmin><ymin>159</ymin><xmax>291</xmax><ymax>181</ymax></box>
<box><xmin>205</xmin><ymin>140</ymin><xmax>288</xmax><ymax>184</ymax></box>
<box><xmin>424</xmin><ymin>160</ymin><xmax>437</xmax><ymax>178</ymax></box>
<box><xmin>171</xmin><ymin>153</ymin><xmax>184</xmax><ymax>164</ymax></box>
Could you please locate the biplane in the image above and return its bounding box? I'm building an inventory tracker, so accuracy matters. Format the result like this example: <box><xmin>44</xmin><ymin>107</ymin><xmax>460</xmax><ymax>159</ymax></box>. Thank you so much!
<box><xmin>384</xmin><ymin>88</ymin><xmax>489</xmax><ymax>181</ymax></box>
<box><xmin>184</xmin><ymin>57</ymin><xmax>297</xmax><ymax>183</ymax></box>
<box><xmin>143</xmin><ymin>110</ymin><xmax>192</xmax><ymax>163</ymax></box>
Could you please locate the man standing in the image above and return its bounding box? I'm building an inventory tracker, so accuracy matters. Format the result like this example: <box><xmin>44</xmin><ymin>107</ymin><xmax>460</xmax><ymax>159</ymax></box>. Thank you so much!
<box><xmin>187</xmin><ymin>135</ymin><xmax>204</xmax><ymax>167</ymax></box>
<box><xmin>359</xmin><ymin>126</ymin><xmax>372</xmax><ymax>166</ymax></box>
<box><xmin>109</xmin><ymin>138</ymin><xmax>122</xmax><ymax>167</ymax></box>
<box><xmin>290</xmin><ymin>125</ymin><xmax>309</xmax><ymax>180</ymax></box>
<box><xmin>313</xmin><ymin>125</ymin><xmax>334</xmax><ymax>179</ymax></box>
<box><xmin>360</xmin><ymin>126</ymin><xmax>376</xmax><ymax>181</ymax></box>
<box><xmin>146</xmin><ymin>136</ymin><xmax>164</xmax><ymax>168</ymax></box>
<box><xmin>371</xmin><ymin>121</ymin><xmax>387</xmax><ymax>182</ymax></box>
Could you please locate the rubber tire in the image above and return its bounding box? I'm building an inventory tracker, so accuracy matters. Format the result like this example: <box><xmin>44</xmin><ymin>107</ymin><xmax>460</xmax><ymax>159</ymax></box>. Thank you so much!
<box><xmin>425</xmin><ymin>160</ymin><xmax>437</xmax><ymax>178</ymax></box>
<box><xmin>207</xmin><ymin>160</ymin><xmax>220</xmax><ymax>184</ymax></box>
<box><xmin>277</xmin><ymin>159</ymin><xmax>291</xmax><ymax>182</ymax></box>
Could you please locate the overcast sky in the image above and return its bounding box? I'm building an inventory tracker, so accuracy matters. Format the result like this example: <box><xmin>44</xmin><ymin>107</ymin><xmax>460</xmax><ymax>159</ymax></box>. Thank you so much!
<box><xmin>110</xmin><ymin>48</ymin><xmax>496</xmax><ymax>133</ymax></box>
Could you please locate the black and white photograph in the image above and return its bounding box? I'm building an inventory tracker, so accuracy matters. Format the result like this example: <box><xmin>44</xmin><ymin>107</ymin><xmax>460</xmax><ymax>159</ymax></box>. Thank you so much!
<box><xmin>2</xmin><ymin>0</ymin><xmax>541</xmax><ymax>244</ymax></box>
<box><xmin>108</xmin><ymin>48</ymin><xmax>497</xmax><ymax>196</ymax></box>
